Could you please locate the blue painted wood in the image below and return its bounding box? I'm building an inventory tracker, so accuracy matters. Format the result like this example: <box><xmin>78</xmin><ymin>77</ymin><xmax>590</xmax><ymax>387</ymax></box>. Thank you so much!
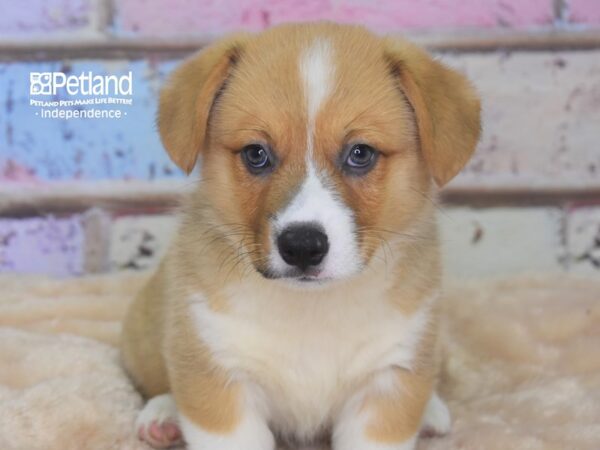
<box><xmin>0</xmin><ymin>60</ymin><xmax>184</xmax><ymax>180</ymax></box>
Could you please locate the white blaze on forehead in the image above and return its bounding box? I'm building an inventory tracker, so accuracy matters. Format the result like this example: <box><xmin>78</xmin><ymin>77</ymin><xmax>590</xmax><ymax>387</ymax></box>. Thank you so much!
<box><xmin>300</xmin><ymin>39</ymin><xmax>334</xmax><ymax>155</ymax></box>
<box><xmin>267</xmin><ymin>39</ymin><xmax>360</xmax><ymax>280</ymax></box>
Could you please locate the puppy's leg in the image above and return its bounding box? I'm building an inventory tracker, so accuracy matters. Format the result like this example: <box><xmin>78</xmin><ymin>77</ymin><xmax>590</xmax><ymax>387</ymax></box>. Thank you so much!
<box><xmin>332</xmin><ymin>369</ymin><xmax>432</xmax><ymax>450</ymax></box>
<box><xmin>121</xmin><ymin>269</ymin><xmax>170</xmax><ymax>398</ymax></box>
<box><xmin>180</xmin><ymin>412</ymin><xmax>274</xmax><ymax>450</ymax></box>
<box><xmin>174</xmin><ymin>375</ymin><xmax>274</xmax><ymax>450</ymax></box>
<box><xmin>136</xmin><ymin>393</ymin><xmax>183</xmax><ymax>449</ymax></box>
<box><xmin>420</xmin><ymin>392</ymin><xmax>451</xmax><ymax>437</ymax></box>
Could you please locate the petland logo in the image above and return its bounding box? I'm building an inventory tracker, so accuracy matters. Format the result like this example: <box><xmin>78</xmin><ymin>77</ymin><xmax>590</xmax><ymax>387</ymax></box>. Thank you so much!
<box><xmin>30</xmin><ymin>71</ymin><xmax>133</xmax><ymax>96</ymax></box>
<box><xmin>29</xmin><ymin>71</ymin><xmax>134</xmax><ymax>120</ymax></box>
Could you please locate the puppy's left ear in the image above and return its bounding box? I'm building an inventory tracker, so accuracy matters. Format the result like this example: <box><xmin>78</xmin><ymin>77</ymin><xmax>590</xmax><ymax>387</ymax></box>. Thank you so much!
<box><xmin>384</xmin><ymin>38</ymin><xmax>481</xmax><ymax>187</ymax></box>
<box><xmin>158</xmin><ymin>33</ymin><xmax>251</xmax><ymax>174</ymax></box>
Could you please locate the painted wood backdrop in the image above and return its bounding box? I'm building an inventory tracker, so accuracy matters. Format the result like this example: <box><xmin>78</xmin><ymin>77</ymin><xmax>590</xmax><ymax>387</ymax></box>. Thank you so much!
<box><xmin>1</xmin><ymin>0</ymin><xmax>599</xmax><ymax>278</ymax></box>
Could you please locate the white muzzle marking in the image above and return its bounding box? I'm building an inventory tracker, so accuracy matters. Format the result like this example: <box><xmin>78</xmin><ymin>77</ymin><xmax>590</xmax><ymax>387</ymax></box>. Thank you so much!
<box><xmin>268</xmin><ymin>39</ymin><xmax>362</xmax><ymax>282</ymax></box>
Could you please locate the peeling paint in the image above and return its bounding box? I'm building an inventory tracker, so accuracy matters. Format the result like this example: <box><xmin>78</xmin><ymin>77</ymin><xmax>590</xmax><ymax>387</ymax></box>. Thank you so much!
<box><xmin>0</xmin><ymin>60</ymin><xmax>181</xmax><ymax>181</ymax></box>
<box><xmin>113</xmin><ymin>0</ymin><xmax>555</xmax><ymax>35</ymax></box>
<box><xmin>445</xmin><ymin>51</ymin><xmax>600</xmax><ymax>188</ymax></box>
<box><xmin>109</xmin><ymin>215</ymin><xmax>177</xmax><ymax>271</ymax></box>
<box><xmin>569</xmin><ymin>0</ymin><xmax>600</xmax><ymax>24</ymax></box>
<box><xmin>0</xmin><ymin>0</ymin><xmax>90</xmax><ymax>34</ymax></box>
<box><xmin>0</xmin><ymin>159</ymin><xmax>39</xmax><ymax>182</ymax></box>
<box><xmin>0</xmin><ymin>216</ymin><xmax>84</xmax><ymax>276</ymax></box>
<box><xmin>439</xmin><ymin>208</ymin><xmax>565</xmax><ymax>278</ymax></box>
<box><xmin>567</xmin><ymin>207</ymin><xmax>600</xmax><ymax>274</ymax></box>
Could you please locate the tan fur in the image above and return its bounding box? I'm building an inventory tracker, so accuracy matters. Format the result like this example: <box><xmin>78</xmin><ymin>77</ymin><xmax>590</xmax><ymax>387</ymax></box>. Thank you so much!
<box><xmin>362</xmin><ymin>258</ymin><xmax>441</xmax><ymax>444</ymax></box>
<box><xmin>364</xmin><ymin>370</ymin><xmax>433</xmax><ymax>443</ymax></box>
<box><xmin>158</xmin><ymin>33</ymin><xmax>251</xmax><ymax>173</ymax></box>
<box><xmin>121</xmin><ymin>22</ymin><xmax>481</xmax><ymax>448</ymax></box>
<box><xmin>120</xmin><ymin>266</ymin><xmax>169</xmax><ymax>397</ymax></box>
<box><xmin>384</xmin><ymin>38</ymin><xmax>481</xmax><ymax>187</ymax></box>
<box><xmin>364</xmin><ymin>310</ymin><xmax>440</xmax><ymax>443</ymax></box>
<box><xmin>167</xmin><ymin>288</ymin><xmax>243</xmax><ymax>434</ymax></box>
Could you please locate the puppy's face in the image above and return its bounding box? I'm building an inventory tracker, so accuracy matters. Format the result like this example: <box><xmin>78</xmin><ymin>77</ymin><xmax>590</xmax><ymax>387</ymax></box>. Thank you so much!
<box><xmin>159</xmin><ymin>24</ymin><xmax>480</xmax><ymax>285</ymax></box>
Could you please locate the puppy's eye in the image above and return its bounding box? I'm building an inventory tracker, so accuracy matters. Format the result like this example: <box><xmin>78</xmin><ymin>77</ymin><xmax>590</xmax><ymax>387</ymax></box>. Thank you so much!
<box><xmin>242</xmin><ymin>144</ymin><xmax>273</xmax><ymax>174</ymax></box>
<box><xmin>343</xmin><ymin>144</ymin><xmax>378</xmax><ymax>174</ymax></box>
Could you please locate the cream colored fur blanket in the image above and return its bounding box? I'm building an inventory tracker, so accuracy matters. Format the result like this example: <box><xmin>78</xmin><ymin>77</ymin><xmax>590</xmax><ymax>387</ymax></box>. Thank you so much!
<box><xmin>0</xmin><ymin>273</ymin><xmax>598</xmax><ymax>450</ymax></box>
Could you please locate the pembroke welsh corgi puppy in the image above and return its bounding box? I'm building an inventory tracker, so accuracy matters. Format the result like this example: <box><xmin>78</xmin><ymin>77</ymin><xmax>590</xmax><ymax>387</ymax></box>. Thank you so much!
<box><xmin>121</xmin><ymin>22</ymin><xmax>480</xmax><ymax>450</ymax></box>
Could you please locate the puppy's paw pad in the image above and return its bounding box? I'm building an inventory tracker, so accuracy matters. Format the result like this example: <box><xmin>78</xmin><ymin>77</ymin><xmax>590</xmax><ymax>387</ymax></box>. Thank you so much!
<box><xmin>421</xmin><ymin>393</ymin><xmax>451</xmax><ymax>437</ymax></box>
<box><xmin>138</xmin><ymin>420</ymin><xmax>182</xmax><ymax>448</ymax></box>
<box><xmin>136</xmin><ymin>394</ymin><xmax>183</xmax><ymax>449</ymax></box>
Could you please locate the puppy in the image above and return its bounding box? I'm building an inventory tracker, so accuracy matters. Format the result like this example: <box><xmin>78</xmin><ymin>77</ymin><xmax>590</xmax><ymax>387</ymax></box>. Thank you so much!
<box><xmin>121</xmin><ymin>22</ymin><xmax>480</xmax><ymax>450</ymax></box>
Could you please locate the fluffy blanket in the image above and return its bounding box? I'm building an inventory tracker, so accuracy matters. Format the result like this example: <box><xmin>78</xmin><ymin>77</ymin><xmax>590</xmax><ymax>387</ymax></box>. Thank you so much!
<box><xmin>0</xmin><ymin>273</ymin><xmax>599</xmax><ymax>450</ymax></box>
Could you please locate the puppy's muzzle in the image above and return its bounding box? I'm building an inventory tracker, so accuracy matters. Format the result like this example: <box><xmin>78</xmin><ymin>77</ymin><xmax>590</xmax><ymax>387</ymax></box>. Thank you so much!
<box><xmin>277</xmin><ymin>223</ymin><xmax>329</xmax><ymax>272</ymax></box>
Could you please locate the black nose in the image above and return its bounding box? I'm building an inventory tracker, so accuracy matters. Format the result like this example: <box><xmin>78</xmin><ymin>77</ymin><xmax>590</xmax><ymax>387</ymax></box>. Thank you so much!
<box><xmin>277</xmin><ymin>224</ymin><xmax>329</xmax><ymax>271</ymax></box>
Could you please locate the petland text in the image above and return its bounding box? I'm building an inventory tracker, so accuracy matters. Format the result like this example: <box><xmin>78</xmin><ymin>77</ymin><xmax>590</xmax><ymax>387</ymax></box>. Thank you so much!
<box><xmin>30</xmin><ymin>71</ymin><xmax>133</xmax><ymax>96</ymax></box>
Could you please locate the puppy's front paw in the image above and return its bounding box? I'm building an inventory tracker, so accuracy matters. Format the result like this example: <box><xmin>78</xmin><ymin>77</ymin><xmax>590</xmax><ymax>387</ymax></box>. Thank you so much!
<box><xmin>180</xmin><ymin>413</ymin><xmax>275</xmax><ymax>450</ymax></box>
<box><xmin>420</xmin><ymin>393</ymin><xmax>451</xmax><ymax>437</ymax></box>
<box><xmin>136</xmin><ymin>394</ymin><xmax>183</xmax><ymax>449</ymax></box>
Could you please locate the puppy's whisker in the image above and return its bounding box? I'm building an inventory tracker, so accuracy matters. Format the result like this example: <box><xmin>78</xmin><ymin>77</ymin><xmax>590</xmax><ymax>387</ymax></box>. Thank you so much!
<box><xmin>406</xmin><ymin>187</ymin><xmax>449</xmax><ymax>219</ymax></box>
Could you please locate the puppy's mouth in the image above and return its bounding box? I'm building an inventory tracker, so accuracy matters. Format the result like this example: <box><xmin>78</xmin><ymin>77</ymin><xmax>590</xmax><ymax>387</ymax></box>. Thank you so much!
<box><xmin>257</xmin><ymin>266</ymin><xmax>329</xmax><ymax>283</ymax></box>
<box><xmin>298</xmin><ymin>274</ymin><xmax>322</xmax><ymax>282</ymax></box>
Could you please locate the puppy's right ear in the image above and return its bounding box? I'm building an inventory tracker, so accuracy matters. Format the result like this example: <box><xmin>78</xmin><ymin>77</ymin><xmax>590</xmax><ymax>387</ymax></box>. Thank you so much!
<box><xmin>158</xmin><ymin>34</ymin><xmax>251</xmax><ymax>174</ymax></box>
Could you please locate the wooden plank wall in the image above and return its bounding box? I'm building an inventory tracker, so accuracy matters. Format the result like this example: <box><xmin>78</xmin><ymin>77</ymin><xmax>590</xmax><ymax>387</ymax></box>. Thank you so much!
<box><xmin>1</xmin><ymin>0</ymin><xmax>599</xmax><ymax>277</ymax></box>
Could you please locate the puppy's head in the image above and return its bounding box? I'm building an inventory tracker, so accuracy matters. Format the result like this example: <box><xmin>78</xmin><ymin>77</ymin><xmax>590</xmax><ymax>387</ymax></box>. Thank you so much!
<box><xmin>159</xmin><ymin>23</ymin><xmax>480</xmax><ymax>285</ymax></box>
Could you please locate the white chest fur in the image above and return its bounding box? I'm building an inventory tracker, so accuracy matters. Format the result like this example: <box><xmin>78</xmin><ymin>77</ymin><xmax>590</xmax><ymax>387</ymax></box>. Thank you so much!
<box><xmin>189</xmin><ymin>278</ymin><xmax>434</xmax><ymax>440</ymax></box>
